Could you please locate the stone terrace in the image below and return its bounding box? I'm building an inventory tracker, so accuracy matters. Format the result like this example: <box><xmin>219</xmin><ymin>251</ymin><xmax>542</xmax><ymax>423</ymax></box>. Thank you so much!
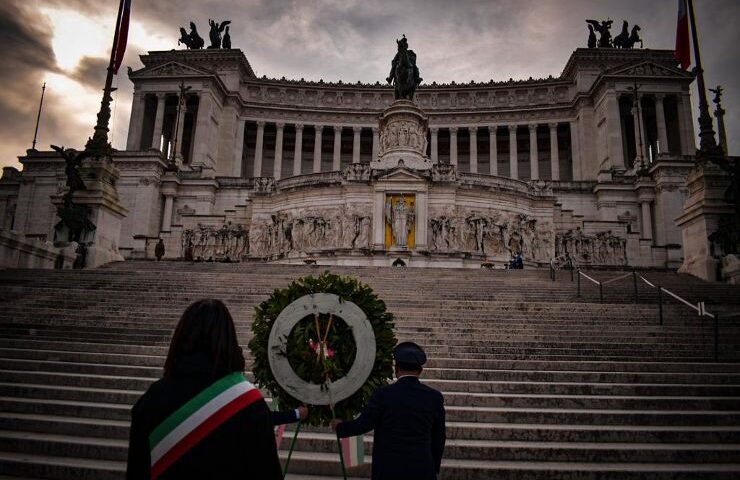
<box><xmin>0</xmin><ymin>261</ymin><xmax>739</xmax><ymax>479</ymax></box>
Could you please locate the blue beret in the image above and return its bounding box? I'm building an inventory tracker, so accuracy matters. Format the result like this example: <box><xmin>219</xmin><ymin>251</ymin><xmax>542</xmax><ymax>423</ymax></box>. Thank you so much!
<box><xmin>393</xmin><ymin>342</ymin><xmax>427</xmax><ymax>367</ymax></box>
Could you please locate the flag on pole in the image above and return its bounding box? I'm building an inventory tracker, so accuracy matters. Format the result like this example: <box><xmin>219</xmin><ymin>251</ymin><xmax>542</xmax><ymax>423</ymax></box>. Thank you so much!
<box><xmin>675</xmin><ymin>0</ymin><xmax>691</xmax><ymax>70</ymax></box>
<box><xmin>112</xmin><ymin>0</ymin><xmax>132</xmax><ymax>74</ymax></box>
<box><xmin>340</xmin><ymin>434</ymin><xmax>365</xmax><ymax>468</ymax></box>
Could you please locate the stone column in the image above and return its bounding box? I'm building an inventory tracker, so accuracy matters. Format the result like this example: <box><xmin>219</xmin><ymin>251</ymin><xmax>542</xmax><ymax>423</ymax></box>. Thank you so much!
<box><xmin>430</xmin><ymin>127</ymin><xmax>439</xmax><ymax>164</ymax></box>
<box><xmin>253</xmin><ymin>121</ymin><xmax>265</xmax><ymax>177</ymax></box>
<box><xmin>654</xmin><ymin>94</ymin><xmax>669</xmax><ymax>155</ymax></box>
<box><xmin>450</xmin><ymin>127</ymin><xmax>458</xmax><ymax>166</ymax></box>
<box><xmin>273</xmin><ymin>122</ymin><xmax>284</xmax><ymax>180</ymax></box>
<box><xmin>469</xmin><ymin>127</ymin><xmax>478</xmax><ymax>173</ymax></box>
<box><xmin>126</xmin><ymin>91</ymin><xmax>146</xmax><ymax>151</ymax></box>
<box><xmin>529</xmin><ymin>124</ymin><xmax>539</xmax><ymax>180</ymax></box>
<box><xmin>332</xmin><ymin>126</ymin><xmax>342</xmax><ymax>171</ymax></box>
<box><xmin>161</xmin><ymin>195</ymin><xmax>174</xmax><ymax>232</ymax></box>
<box><xmin>313</xmin><ymin>125</ymin><xmax>323</xmax><ymax>173</ymax></box>
<box><xmin>632</xmin><ymin>102</ymin><xmax>647</xmax><ymax>165</ymax></box>
<box><xmin>606</xmin><ymin>92</ymin><xmax>626</xmax><ymax>170</ymax></box>
<box><xmin>191</xmin><ymin>93</ymin><xmax>213</xmax><ymax>168</ymax></box>
<box><xmin>549</xmin><ymin>123</ymin><xmax>560</xmax><ymax>181</ymax></box>
<box><xmin>174</xmin><ymin>100</ymin><xmax>188</xmax><ymax>162</ymax></box>
<box><xmin>371</xmin><ymin>127</ymin><xmax>379</xmax><ymax>163</ymax></box>
<box><xmin>293</xmin><ymin>124</ymin><xmax>304</xmax><ymax>176</ymax></box>
<box><xmin>352</xmin><ymin>127</ymin><xmax>362</xmax><ymax>164</ymax></box>
<box><xmin>640</xmin><ymin>200</ymin><xmax>653</xmax><ymax>241</ymax></box>
<box><xmin>509</xmin><ymin>125</ymin><xmax>518</xmax><ymax>180</ymax></box>
<box><xmin>232</xmin><ymin>118</ymin><xmax>245</xmax><ymax>177</ymax></box>
<box><xmin>151</xmin><ymin>94</ymin><xmax>166</xmax><ymax>150</ymax></box>
<box><xmin>570</xmin><ymin>120</ymin><xmax>581</xmax><ymax>180</ymax></box>
<box><xmin>373</xmin><ymin>191</ymin><xmax>385</xmax><ymax>250</ymax></box>
<box><xmin>488</xmin><ymin>126</ymin><xmax>498</xmax><ymax>175</ymax></box>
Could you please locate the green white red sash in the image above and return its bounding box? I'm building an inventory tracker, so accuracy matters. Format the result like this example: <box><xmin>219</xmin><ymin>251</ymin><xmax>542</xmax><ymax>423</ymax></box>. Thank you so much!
<box><xmin>148</xmin><ymin>372</ymin><xmax>262</xmax><ymax>479</ymax></box>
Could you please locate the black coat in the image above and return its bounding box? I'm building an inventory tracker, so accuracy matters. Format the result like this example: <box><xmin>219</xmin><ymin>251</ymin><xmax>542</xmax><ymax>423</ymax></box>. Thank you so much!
<box><xmin>336</xmin><ymin>376</ymin><xmax>446</xmax><ymax>480</ymax></box>
<box><xmin>126</xmin><ymin>354</ymin><xmax>282</xmax><ymax>480</ymax></box>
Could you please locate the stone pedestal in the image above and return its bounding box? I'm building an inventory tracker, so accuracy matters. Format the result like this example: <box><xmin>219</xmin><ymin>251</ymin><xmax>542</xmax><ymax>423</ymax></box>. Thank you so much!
<box><xmin>52</xmin><ymin>157</ymin><xmax>128</xmax><ymax>269</ymax></box>
<box><xmin>371</xmin><ymin>100</ymin><xmax>431</xmax><ymax>171</ymax></box>
<box><xmin>676</xmin><ymin>162</ymin><xmax>733</xmax><ymax>281</ymax></box>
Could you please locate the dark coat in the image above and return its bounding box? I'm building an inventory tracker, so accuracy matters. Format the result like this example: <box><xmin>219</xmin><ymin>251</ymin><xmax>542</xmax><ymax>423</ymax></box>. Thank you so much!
<box><xmin>336</xmin><ymin>376</ymin><xmax>445</xmax><ymax>480</ymax></box>
<box><xmin>125</xmin><ymin>353</ymin><xmax>282</xmax><ymax>480</ymax></box>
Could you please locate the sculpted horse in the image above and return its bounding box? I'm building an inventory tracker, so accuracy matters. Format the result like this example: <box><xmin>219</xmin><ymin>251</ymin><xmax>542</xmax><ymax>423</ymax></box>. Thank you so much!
<box><xmin>626</xmin><ymin>25</ymin><xmax>642</xmax><ymax>49</ymax></box>
<box><xmin>613</xmin><ymin>21</ymin><xmax>629</xmax><ymax>48</ymax></box>
<box><xmin>178</xmin><ymin>22</ymin><xmax>204</xmax><ymax>49</ymax></box>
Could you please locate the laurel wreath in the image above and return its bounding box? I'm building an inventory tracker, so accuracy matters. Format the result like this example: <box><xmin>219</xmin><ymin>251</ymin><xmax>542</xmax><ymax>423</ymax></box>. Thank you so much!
<box><xmin>248</xmin><ymin>272</ymin><xmax>397</xmax><ymax>426</ymax></box>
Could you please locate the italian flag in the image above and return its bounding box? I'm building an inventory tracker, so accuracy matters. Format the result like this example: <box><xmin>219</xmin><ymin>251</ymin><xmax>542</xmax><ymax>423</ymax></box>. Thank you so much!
<box><xmin>148</xmin><ymin>372</ymin><xmax>263</xmax><ymax>479</ymax></box>
<box><xmin>340</xmin><ymin>434</ymin><xmax>365</xmax><ymax>468</ymax></box>
<box><xmin>675</xmin><ymin>0</ymin><xmax>691</xmax><ymax>70</ymax></box>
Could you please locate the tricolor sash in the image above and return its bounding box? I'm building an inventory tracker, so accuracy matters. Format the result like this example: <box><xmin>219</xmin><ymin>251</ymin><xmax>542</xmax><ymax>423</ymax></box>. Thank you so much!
<box><xmin>148</xmin><ymin>372</ymin><xmax>262</xmax><ymax>479</ymax></box>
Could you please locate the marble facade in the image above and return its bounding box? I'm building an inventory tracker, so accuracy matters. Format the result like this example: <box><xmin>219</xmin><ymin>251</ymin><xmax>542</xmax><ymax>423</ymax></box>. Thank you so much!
<box><xmin>0</xmin><ymin>47</ymin><xmax>707</xmax><ymax>268</ymax></box>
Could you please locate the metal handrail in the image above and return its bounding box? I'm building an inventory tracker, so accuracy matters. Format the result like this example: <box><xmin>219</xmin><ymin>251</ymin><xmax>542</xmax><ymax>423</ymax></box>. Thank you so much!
<box><xmin>574</xmin><ymin>269</ymin><xmax>738</xmax><ymax>361</ymax></box>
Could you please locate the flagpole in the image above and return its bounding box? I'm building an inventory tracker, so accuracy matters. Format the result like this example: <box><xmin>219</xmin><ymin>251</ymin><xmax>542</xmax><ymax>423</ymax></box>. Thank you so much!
<box><xmin>686</xmin><ymin>0</ymin><xmax>719</xmax><ymax>155</ymax></box>
<box><xmin>31</xmin><ymin>82</ymin><xmax>46</xmax><ymax>151</ymax></box>
<box><xmin>85</xmin><ymin>0</ymin><xmax>125</xmax><ymax>157</ymax></box>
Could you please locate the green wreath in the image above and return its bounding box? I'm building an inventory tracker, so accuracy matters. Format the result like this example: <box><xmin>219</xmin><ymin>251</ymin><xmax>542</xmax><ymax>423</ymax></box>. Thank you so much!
<box><xmin>248</xmin><ymin>272</ymin><xmax>397</xmax><ymax>426</ymax></box>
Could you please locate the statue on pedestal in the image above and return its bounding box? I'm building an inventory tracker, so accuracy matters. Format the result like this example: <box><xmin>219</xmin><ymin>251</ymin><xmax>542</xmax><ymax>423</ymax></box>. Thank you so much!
<box><xmin>207</xmin><ymin>19</ymin><xmax>231</xmax><ymax>49</ymax></box>
<box><xmin>586</xmin><ymin>19</ymin><xmax>613</xmax><ymax>48</ymax></box>
<box><xmin>387</xmin><ymin>35</ymin><xmax>422</xmax><ymax>100</ymax></box>
<box><xmin>385</xmin><ymin>195</ymin><xmax>414</xmax><ymax>248</ymax></box>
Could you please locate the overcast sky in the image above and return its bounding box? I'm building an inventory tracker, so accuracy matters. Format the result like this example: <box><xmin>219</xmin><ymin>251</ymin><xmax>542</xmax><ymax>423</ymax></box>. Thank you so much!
<box><xmin>1</xmin><ymin>0</ymin><xmax>737</xmax><ymax>170</ymax></box>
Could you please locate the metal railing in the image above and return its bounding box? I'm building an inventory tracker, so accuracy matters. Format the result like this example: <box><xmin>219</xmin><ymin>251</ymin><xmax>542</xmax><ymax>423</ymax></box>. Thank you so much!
<box><xmin>572</xmin><ymin>268</ymin><xmax>738</xmax><ymax>361</ymax></box>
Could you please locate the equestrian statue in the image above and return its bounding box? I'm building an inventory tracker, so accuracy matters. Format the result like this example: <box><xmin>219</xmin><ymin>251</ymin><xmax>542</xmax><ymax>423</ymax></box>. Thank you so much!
<box><xmin>386</xmin><ymin>35</ymin><xmax>422</xmax><ymax>101</ymax></box>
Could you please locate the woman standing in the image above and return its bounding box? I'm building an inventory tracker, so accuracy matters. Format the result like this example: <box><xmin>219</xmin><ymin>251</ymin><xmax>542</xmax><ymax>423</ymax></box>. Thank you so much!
<box><xmin>126</xmin><ymin>299</ymin><xmax>282</xmax><ymax>479</ymax></box>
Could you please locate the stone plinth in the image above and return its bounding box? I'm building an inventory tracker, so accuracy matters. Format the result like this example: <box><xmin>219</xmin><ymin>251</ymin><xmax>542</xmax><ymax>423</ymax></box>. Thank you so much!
<box><xmin>371</xmin><ymin>100</ymin><xmax>431</xmax><ymax>171</ymax></box>
<box><xmin>676</xmin><ymin>161</ymin><xmax>733</xmax><ymax>281</ymax></box>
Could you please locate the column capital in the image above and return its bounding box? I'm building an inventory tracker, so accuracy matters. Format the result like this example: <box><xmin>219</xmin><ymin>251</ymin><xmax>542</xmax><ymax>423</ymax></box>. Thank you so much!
<box><xmin>275</xmin><ymin>122</ymin><xmax>285</xmax><ymax>129</ymax></box>
<box><xmin>528</xmin><ymin>124</ymin><xmax>538</xmax><ymax>132</ymax></box>
<box><xmin>429</xmin><ymin>127</ymin><xmax>439</xmax><ymax>134</ymax></box>
<box><xmin>353</xmin><ymin>126</ymin><xmax>363</xmax><ymax>133</ymax></box>
<box><xmin>256</xmin><ymin>120</ymin><xmax>266</xmax><ymax>128</ymax></box>
<box><xmin>468</xmin><ymin>126</ymin><xmax>478</xmax><ymax>136</ymax></box>
<box><xmin>548</xmin><ymin>122</ymin><xmax>558</xmax><ymax>130</ymax></box>
<box><xmin>508</xmin><ymin>124</ymin><xmax>518</xmax><ymax>132</ymax></box>
<box><xmin>315</xmin><ymin>124</ymin><xmax>324</xmax><ymax>131</ymax></box>
<box><xmin>371</xmin><ymin>126</ymin><xmax>379</xmax><ymax>134</ymax></box>
<box><xmin>333</xmin><ymin>125</ymin><xmax>342</xmax><ymax>132</ymax></box>
<box><xmin>449</xmin><ymin>127</ymin><xmax>458</xmax><ymax>134</ymax></box>
<box><xmin>488</xmin><ymin>125</ymin><xmax>498</xmax><ymax>134</ymax></box>
<box><xmin>654</xmin><ymin>93</ymin><xmax>666</xmax><ymax>100</ymax></box>
<box><xmin>295</xmin><ymin>123</ymin><xmax>304</xmax><ymax>131</ymax></box>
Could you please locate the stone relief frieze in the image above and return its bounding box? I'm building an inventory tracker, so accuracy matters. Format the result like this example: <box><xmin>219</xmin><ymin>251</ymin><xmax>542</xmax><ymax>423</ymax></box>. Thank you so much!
<box><xmin>181</xmin><ymin>223</ymin><xmax>249</xmax><ymax>261</ymax></box>
<box><xmin>379</xmin><ymin>119</ymin><xmax>427</xmax><ymax>156</ymax></box>
<box><xmin>248</xmin><ymin>206</ymin><xmax>372</xmax><ymax>257</ymax></box>
<box><xmin>555</xmin><ymin>228</ymin><xmax>627</xmax><ymax>265</ymax></box>
<box><xmin>429</xmin><ymin>208</ymin><xmax>554</xmax><ymax>261</ymax></box>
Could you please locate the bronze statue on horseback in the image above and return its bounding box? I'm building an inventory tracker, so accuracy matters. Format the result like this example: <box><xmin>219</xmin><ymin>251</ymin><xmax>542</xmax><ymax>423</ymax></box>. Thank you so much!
<box><xmin>386</xmin><ymin>35</ymin><xmax>422</xmax><ymax>101</ymax></box>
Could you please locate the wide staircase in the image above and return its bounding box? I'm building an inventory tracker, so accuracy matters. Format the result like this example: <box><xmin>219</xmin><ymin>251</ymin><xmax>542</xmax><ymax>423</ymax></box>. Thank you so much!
<box><xmin>0</xmin><ymin>261</ymin><xmax>739</xmax><ymax>479</ymax></box>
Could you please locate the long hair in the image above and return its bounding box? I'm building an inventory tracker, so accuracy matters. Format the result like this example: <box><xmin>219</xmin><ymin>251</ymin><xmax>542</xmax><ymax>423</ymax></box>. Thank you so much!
<box><xmin>163</xmin><ymin>299</ymin><xmax>245</xmax><ymax>378</ymax></box>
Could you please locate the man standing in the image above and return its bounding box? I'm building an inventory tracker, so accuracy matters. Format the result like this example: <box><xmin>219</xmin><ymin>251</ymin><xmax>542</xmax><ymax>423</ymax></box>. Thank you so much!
<box><xmin>331</xmin><ymin>342</ymin><xmax>445</xmax><ymax>480</ymax></box>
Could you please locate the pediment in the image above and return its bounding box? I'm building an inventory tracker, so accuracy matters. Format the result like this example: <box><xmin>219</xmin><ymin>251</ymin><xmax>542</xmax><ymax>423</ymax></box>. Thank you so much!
<box><xmin>606</xmin><ymin>61</ymin><xmax>691</xmax><ymax>79</ymax></box>
<box><xmin>376</xmin><ymin>166</ymin><xmax>427</xmax><ymax>182</ymax></box>
<box><xmin>129</xmin><ymin>61</ymin><xmax>213</xmax><ymax>79</ymax></box>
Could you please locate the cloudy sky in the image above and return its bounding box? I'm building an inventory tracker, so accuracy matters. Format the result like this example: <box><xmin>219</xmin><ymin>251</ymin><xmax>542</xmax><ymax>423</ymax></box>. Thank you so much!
<box><xmin>1</xmin><ymin>0</ymin><xmax>737</xmax><ymax>170</ymax></box>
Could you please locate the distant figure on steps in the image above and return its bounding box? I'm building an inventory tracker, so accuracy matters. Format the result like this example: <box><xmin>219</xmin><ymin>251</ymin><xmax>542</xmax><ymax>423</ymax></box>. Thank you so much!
<box><xmin>126</xmin><ymin>299</ymin><xmax>282</xmax><ymax>479</ymax></box>
<box><xmin>154</xmin><ymin>239</ymin><xmax>165</xmax><ymax>261</ymax></box>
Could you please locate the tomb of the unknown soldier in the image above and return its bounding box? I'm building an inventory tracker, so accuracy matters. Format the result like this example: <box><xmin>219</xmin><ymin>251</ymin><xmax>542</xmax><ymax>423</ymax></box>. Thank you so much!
<box><xmin>0</xmin><ymin>1</ymin><xmax>739</xmax><ymax>479</ymax></box>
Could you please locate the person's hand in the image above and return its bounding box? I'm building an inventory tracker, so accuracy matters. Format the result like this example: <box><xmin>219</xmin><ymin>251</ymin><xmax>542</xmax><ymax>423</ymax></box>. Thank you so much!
<box><xmin>297</xmin><ymin>405</ymin><xmax>309</xmax><ymax>421</ymax></box>
<box><xmin>330</xmin><ymin>419</ymin><xmax>342</xmax><ymax>432</ymax></box>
